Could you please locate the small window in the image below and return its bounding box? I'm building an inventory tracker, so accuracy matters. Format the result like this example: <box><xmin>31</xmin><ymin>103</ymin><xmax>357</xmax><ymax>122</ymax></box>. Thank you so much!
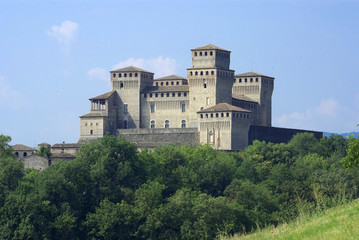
<box><xmin>151</xmin><ymin>120</ymin><xmax>155</xmax><ymax>128</ymax></box>
<box><xmin>205</xmin><ymin>51</ymin><xmax>207</xmax><ymax>56</ymax></box>
<box><xmin>90</xmin><ymin>130</ymin><xmax>93</xmax><ymax>135</ymax></box>
<box><xmin>204</xmin><ymin>83</ymin><xmax>207</xmax><ymax>88</ymax></box>
<box><xmin>210</xmin><ymin>51</ymin><xmax>213</xmax><ymax>56</ymax></box>
<box><xmin>156</xmin><ymin>82</ymin><xmax>159</xmax><ymax>86</ymax></box>
<box><xmin>120</xmin><ymin>82</ymin><xmax>124</xmax><ymax>88</ymax></box>
<box><xmin>23</xmin><ymin>152</ymin><xmax>27</xmax><ymax>157</ymax></box>
<box><xmin>184</xmin><ymin>92</ymin><xmax>187</xmax><ymax>97</ymax></box>
<box><xmin>124</xmin><ymin>73</ymin><xmax>127</xmax><ymax>77</ymax></box>
<box><xmin>165</xmin><ymin>120</ymin><xmax>169</xmax><ymax>128</ymax></box>
<box><xmin>209</xmin><ymin>131</ymin><xmax>214</xmax><ymax>144</ymax></box>
<box><xmin>182</xmin><ymin>103</ymin><xmax>185</xmax><ymax>112</ymax></box>
<box><xmin>90</xmin><ymin>123</ymin><xmax>93</xmax><ymax>126</ymax></box>
<box><xmin>166</xmin><ymin>82</ymin><xmax>169</xmax><ymax>86</ymax></box>
<box><xmin>195</xmin><ymin>72</ymin><xmax>198</xmax><ymax>76</ymax></box>
<box><xmin>216</xmin><ymin>113</ymin><xmax>218</xmax><ymax>118</ymax></box>
<box><xmin>129</xmin><ymin>73</ymin><xmax>132</xmax><ymax>77</ymax></box>
<box><xmin>124</xmin><ymin>120</ymin><xmax>128</xmax><ymax>129</ymax></box>
<box><xmin>250</xmin><ymin>78</ymin><xmax>253</xmax><ymax>82</ymax></box>
<box><xmin>151</xmin><ymin>104</ymin><xmax>155</xmax><ymax>113</ymax></box>
<box><xmin>239</xmin><ymin>78</ymin><xmax>242</xmax><ymax>83</ymax></box>
<box><xmin>256</xmin><ymin>78</ymin><xmax>258</xmax><ymax>82</ymax></box>
<box><xmin>194</xmin><ymin>52</ymin><xmax>197</xmax><ymax>56</ymax></box>
<box><xmin>206</xmin><ymin>114</ymin><xmax>208</xmax><ymax>118</ymax></box>
<box><xmin>144</xmin><ymin>94</ymin><xmax>147</xmax><ymax>98</ymax></box>
<box><xmin>161</xmin><ymin>82</ymin><xmax>164</xmax><ymax>86</ymax></box>
<box><xmin>155</xmin><ymin>93</ymin><xmax>158</xmax><ymax>97</ymax></box>
<box><xmin>171</xmin><ymin>82</ymin><xmax>174</xmax><ymax>85</ymax></box>
<box><xmin>206</xmin><ymin>71</ymin><xmax>208</xmax><ymax>75</ymax></box>
<box><xmin>15</xmin><ymin>152</ymin><xmax>19</xmax><ymax>156</ymax></box>
<box><xmin>200</xmin><ymin>71</ymin><xmax>203</xmax><ymax>76</ymax></box>
<box><xmin>135</xmin><ymin>73</ymin><xmax>138</xmax><ymax>77</ymax></box>
<box><xmin>167</xmin><ymin>93</ymin><xmax>170</xmax><ymax>97</ymax></box>
<box><xmin>176</xmin><ymin>81</ymin><xmax>179</xmax><ymax>85</ymax></box>
<box><xmin>190</xmin><ymin>71</ymin><xmax>193</xmax><ymax>76</ymax></box>
<box><xmin>113</xmin><ymin>73</ymin><xmax>116</xmax><ymax>78</ymax></box>
<box><xmin>172</xmin><ymin>92</ymin><xmax>175</xmax><ymax>97</ymax></box>
<box><xmin>178</xmin><ymin>92</ymin><xmax>181</xmax><ymax>97</ymax></box>
<box><xmin>124</xmin><ymin>104</ymin><xmax>128</xmax><ymax>114</ymax></box>
<box><xmin>182</xmin><ymin>120</ymin><xmax>186</xmax><ymax>128</ymax></box>
<box><xmin>211</xmin><ymin>71</ymin><xmax>214</xmax><ymax>75</ymax></box>
<box><xmin>245</xmin><ymin>78</ymin><xmax>247</xmax><ymax>82</ymax></box>
<box><xmin>221</xmin><ymin>113</ymin><xmax>224</xmax><ymax>117</ymax></box>
<box><xmin>161</xmin><ymin>93</ymin><xmax>164</xmax><ymax>97</ymax></box>
<box><xmin>210</xmin><ymin>113</ymin><xmax>213</xmax><ymax>118</ymax></box>
<box><xmin>200</xmin><ymin>114</ymin><xmax>203</xmax><ymax>119</ymax></box>
<box><xmin>226</xmin><ymin>113</ymin><xmax>229</xmax><ymax>117</ymax></box>
<box><xmin>200</xmin><ymin>52</ymin><xmax>202</xmax><ymax>56</ymax></box>
<box><xmin>119</xmin><ymin>73</ymin><xmax>122</xmax><ymax>77</ymax></box>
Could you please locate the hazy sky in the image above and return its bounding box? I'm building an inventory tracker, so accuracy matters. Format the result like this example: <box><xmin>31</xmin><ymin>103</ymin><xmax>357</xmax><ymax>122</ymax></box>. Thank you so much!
<box><xmin>1</xmin><ymin>0</ymin><xmax>359</xmax><ymax>147</ymax></box>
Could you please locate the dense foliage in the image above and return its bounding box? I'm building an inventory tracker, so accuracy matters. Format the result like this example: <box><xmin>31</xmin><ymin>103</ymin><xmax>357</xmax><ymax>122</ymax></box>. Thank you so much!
<box><xmin>0</xmin><ymin>133</ymin><xmax>358</xmax><ymax>239</ymax></box>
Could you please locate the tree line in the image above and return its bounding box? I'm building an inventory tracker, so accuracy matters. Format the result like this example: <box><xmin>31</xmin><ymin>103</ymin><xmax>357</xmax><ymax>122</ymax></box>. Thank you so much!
<box><xmin>0</xmin><ymin>133</ymin><xmax>358</xmax><ymax>239</ymax></box>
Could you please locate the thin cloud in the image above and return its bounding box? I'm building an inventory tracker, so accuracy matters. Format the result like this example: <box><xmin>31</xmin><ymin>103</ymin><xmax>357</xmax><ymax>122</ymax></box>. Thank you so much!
<box><xmin>0</xmin><ymin>75</ymin><xmax>25</xmax><ymax>109</ymax></box>
<box><xmin>112</xmin><ymin>56</ymin><xmax>180</xmax><ymax>78</ymax></box>
<box><xmin>47</xmin><ymin>20</ymin><xmax>79</xmax><ymax>53</ymax></box>
<box><xmin>87</xmin><ymin>67</ymin><xmax>108</xmax><ymax>82</ymax></box>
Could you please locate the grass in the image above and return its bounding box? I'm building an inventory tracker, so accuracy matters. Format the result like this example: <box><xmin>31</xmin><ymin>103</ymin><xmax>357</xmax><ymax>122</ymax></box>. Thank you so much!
<box><xmin>221</xmin><ymin>199</ymin><xmax>359</xmax><ymax>240</ymax></box>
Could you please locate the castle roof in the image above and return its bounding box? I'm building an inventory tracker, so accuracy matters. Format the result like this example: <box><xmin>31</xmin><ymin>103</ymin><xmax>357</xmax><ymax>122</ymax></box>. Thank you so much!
<box><xmin>12</xmin><ymin>144</ymin><xmax>36</xmax><ymax>151</ymax></box>
<box><xmin>142</xmin><ymin>85</ymin><xmax>189</xmax><ymax>93</ymax></box>
<box><xmin>232</xmin><ymin>95</ymin><xmax>257</xmax><ymax>103</ymax></box>
<box><xmin>52</xmin><ymin>143</ymin><xmax>80</xmax><ymax>148</ymax></box>
<box><xmin>80</xmin><ymin>112</ymin><xmax>108</xmax><ymax>118</ymax></box>
<box><xmin>235</xmin><ymin>71</ymin><xmax>274</xmax><ymax>79</ymax></box>
<box><xmin>154</xmin><ymin>75</ymin><xmax>187</xmax><ymax>81</ymax></box>
<box><xmin>192</xmin><ymin>44</ymin><xmax>230</xmax><ymax>52</ymax></box>
<box><xmin>197</xmin><ymin>103</ymin><xmax>251</xmax><ymax>113</ymax></box>
<box><xmin>110</xmin><ymin>66</ymin><xmax>153</xmax><ymax>74</ymax></box>
<box><xmin>89</xmin><ymin>90</ymin><xmax>116</xmax><ymax>100</ymax></box>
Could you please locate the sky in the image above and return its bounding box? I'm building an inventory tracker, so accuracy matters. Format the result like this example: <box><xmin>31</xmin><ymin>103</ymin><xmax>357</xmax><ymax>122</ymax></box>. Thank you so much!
<box><xmin>1</xmin><ymin>0</ymin><xmax>359</xmax><ymax>147</ymax></box>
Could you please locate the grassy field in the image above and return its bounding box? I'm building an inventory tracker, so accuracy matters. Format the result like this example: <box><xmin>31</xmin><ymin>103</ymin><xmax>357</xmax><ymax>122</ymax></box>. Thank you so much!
<box><xmin>222</xmin><ymin>199</ymin><xmax>359</xmax><ymax>240</ymax></box>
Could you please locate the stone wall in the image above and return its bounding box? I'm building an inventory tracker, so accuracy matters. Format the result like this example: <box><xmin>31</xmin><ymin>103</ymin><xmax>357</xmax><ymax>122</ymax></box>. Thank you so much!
<box><xmin>118</xmin><ymin>128</ymin><xmax>199</xmax><ymax>148</ymax></box>
<box><xmin>248</xmin><ymin>125</ymin><xmax>323</xmax><ymax>145</ymax></box>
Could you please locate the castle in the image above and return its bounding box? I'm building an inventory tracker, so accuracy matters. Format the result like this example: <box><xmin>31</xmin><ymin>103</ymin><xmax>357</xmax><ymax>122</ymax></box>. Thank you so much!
<box><xmin>79</xmin><ymin>44</ymin><xmax>322</xmax><ymax>150</ymax></box>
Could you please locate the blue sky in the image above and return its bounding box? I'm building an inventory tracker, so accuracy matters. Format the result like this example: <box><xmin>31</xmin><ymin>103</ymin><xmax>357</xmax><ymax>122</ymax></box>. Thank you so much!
<box><xmin>1</xmin><ymin>0</ymin><xmax>359</xmax><ymax>147</ymax></box>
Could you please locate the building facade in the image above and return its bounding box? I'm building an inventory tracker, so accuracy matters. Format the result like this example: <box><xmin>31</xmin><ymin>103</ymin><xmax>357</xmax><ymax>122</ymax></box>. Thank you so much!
<box><xmin>79</xmin><ymin>44</ymin><xmax>321</xmax><ymax>150</ymax></box>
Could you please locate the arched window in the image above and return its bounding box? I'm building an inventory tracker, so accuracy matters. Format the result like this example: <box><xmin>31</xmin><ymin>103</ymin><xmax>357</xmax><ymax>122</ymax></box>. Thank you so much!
<box><xmin>200</xmin><ymin>52</ymin><xmax>202</xmax><ymax>56</ymax></box>
<box><xmin>15</xmin><ymin>152</ymin><xmax>19</xmax><ymax>156</ymax></box>
<box><xmin>178</xmin><ymin>92</ymin><xmax>181</xmax><ymax>97</ymax></box>
<box><xmin>194</xmin><ymin>52</ymin><xmax>197</xmax><ymax>56</ymax></box>
<box><xmin>205</xmin><ymin>51</ymin><xmax>207</xmax><ymax>56</ymax></box>
<box><xmin>165</xmin><ymin>120</ymin><xmax>169</xmax><ymax>128</ymax></box>
<box><xmin>151</xmin><ymin>120</ymin><xmax>155</xmax><ymax>128</ymax></box>
<box><xmin>216</xmin><ymin>113</ymin><xmax>219</xmax><ymax>118</ymax></box>
<box><xmin>113</xmin><ymin>73</ymin><xmax>116</xmax><ymax>78</ymax></box>
<box><xmin>156</xmin><ymin>82</ymin><xmax>159</xmax><ymax>86</ymax></box>
<box><xmin>206</xmin><ymin>71</ymin><xmax>208</xmax><ymax>75</ymax></box>
<box><xmin>129</xmin><ymin>73</ymin><xmax>132</xmax><ymax>77</ymax></box>
<box><xmin>135</xmin><ymin>73</ymin><xmax>138</xmax><ymax>77</ymax></box>
<box><xmin>211</xmin><ymin>71</ymin><xmax>214</xmax><ymax>75</ymax></box>
<box><xmin>221</xmin><ymin>113</ymin><xmax>224</xmax><ymax>117</ymax></box>
<box><xmin>120</xmin><ymin>82</ymin><xmax>124</xmax><ymax>88</ymax></box>
<box><xmin>155</xmin><ymin>93</ymin><xmax>158</xmax><ymax>97</ymax></box>
<box><xmin>124</xmin><ymin>73</ymin><xmax>127</xmax><ymax>77</ymax></box>
<box><xmin>250</xmin><ymin>78</ymin><xmax>253</xmax><ymax>82</ymax></box>
<box><xmin>166</xmin><ymin>82</ymin><xmax>169</xmax><ymax>86</ymax></box>
<box><xmin>208</xmin><ymin>131</ymin><xmax>214</xmax><ymax>144</ymax></box>
<box><xmin>190</xmin><ymin>71</ymin><xmax>193</xmax><ymax>76</ymax></box>
<box><xmin>182</xmin><ymin>120</ymin><xmax>186</xmax><ymax>128</ymax></box>
<box><xmin>161</xmin><ymin>93</ymin><xmax>164</xmax><ymax>97</ymax></box>
<box><xmin>23</xmin><ymin>152</ymin><xmax>27</xmax><ymax>157</ymax></box>
<box><xmin>167</xmin><ymin>93</ymin><xmax>170</xmax><ymax>97</ymax></box>
<box><xmin>172</xmin><ymin>92</ymin><xmax>175</xmax><ymax>97</ymax></box>
<box><xmin>195</xmin><ymin>71</ymin><xmax>198</xmax><ymax>76</ymax></box>
<box><xmin>176</xmin><ymin>81</ymin><xmax>179</xmax><ymax>85</ymax></box>
<box><xmin>171</xmin><ymin>81</ymin><xmax>174</xmax><ymax>85</ymax></box>
<box><xmin>200</xmin><ymin>71</ymin><xmax>203</xmax><ymax>76</ymax></box>
<box><xmin>210</xmin><ymin>51</ymin><xmax>213</xmax><ymax>56</ymax></box>
<box><xmin>245</xmin><ymin>78</ymin><xmax>247</xmax><ymax>82</ymax></box>
<box><xmin>161</xmin><ymin>82</ymin><xmax>164</xmax><ymax>86</ymax></box>
<box><xmin>119</xmin><ymin>73</ymin><xmax>122</xmax><ymax>77</ymax></box>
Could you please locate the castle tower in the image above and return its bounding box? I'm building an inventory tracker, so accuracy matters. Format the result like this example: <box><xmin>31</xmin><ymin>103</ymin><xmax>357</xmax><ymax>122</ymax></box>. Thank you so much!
<box><xmin>232</xmin><ymin>71</ymin><xmax>274</xmax><ymax>126</ymax></box>
<box><xmin>110</xmin><ymin>66</ymin><xmax>154</xmax><ymax>129</ymax></box>
<box><xmin>187</xmin><ymin>44</ymin><xmax>235</xmax><ymax>127</ymax></box>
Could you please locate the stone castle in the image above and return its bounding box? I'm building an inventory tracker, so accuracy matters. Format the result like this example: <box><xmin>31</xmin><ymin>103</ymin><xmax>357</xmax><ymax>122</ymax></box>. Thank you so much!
<box><xmin>79</xmin><ymin>44</ymin><xmax>322</xmax><ymax>150</ymax></box>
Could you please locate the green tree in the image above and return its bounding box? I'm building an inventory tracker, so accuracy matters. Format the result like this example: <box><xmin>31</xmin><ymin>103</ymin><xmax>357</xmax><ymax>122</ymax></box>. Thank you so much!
<box><xmin>37</xmin><ymin>146</ymin><xmax>52</xmax><ymax>158</ymax></box>
<box><xmin>342</xmin><ymin>136</ymin><xmax>359</xmax><ymax>168</ymax></box>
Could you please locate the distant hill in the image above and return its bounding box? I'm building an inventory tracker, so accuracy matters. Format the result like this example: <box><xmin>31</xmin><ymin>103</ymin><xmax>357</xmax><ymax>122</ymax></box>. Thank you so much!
<box><xmin>225</xmin><ymin>199</ymin><xmax>359</xmax><ymax>240</ymax></box>
<box><xmin>323</xmin><ymin>132</ymin><xmax>359</xmax><ymax>138</ymax></box>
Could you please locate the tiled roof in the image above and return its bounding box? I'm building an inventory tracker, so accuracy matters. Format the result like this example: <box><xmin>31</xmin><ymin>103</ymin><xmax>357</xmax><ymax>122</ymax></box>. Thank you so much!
<box><xmin>197</xmin><ymin>103</ymin><xmax>251</xmax><ymax>113</ymax></box>
<box><xmin>191</xmin><ymin>44</ymin><xmax>230</xmax><ymax>52</ymax></box>
<box><xmin>154</xmin><ymin>75</ymin><xmax>187</xmax><ymax>81</ymax></box>
<box><xmin>232</xmin><ymin>95</ymin><xmax>257</xmax><ymax>103</ymax></box>
<box><xmin>142</xmin><ymin>85</ymin><xmax>189</xmax><ymax>93</ymax></box>
<box><xmin>12</xmin><ymin>144</ymin><xmax>36</xmax><ymax>151</ymax></box>
<box><xmin>235</xmin><ymin>71</ymin><xmax>274</xmax><ymax>79</ymax></box>
<box><xmin>52</xmin><ymin>143</ymin><xmax>80</xmax><ymax>148</ymax></box>
<box><xmin>89</xmin><ymin>90</ymin><xmax>116</xmax><ymax>100</ymax></box>
<box><xmin>80</xmin><ymin>112</ymin><xmax>108</xmax><ymax>118</ymax></box>
<box><xmin>110</xmin><ymin>66</ymin><xmax>153</xmax><ymax>74</ymax></box>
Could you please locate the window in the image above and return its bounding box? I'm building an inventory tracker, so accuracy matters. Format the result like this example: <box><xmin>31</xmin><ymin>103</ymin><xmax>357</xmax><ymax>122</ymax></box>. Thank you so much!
<box><xmin>256</xmin><ymin>78</ymin><xmax>258</xmax><ymax>82</ymax></box>
<box><xmin>211</xmin><ymin>71</ymin><xmax>214</xmax><ymax>75</ymax></box>
<box><xmin>206</xmin><ymin>71</ymin><xmax>208</xmax><ymax>75</ymax></box>
<box><xmin>90</xmin><ymin>130</ymin><xmax>93</xmax><ymax>135</ymax></box>
<box><xmin>182</xmin><ymin>103</ymin><xmax>186</xmax><ymax>112</ymax></box>
<box><xmin>23</xmin><ymin>152</ymin><xmax>27</xmax><ymax>157</ymax></box>
<box><xmin>210</xmin><ymin>113</ymin><xmax>213</xmax><ymax>118</ymax></box>
<box><xmin>129</xmin><ymin>73</ymin><xmax>132</xmax><ymax>77</ymax></box>
<box><xmin>113</xmin><ymin>73</ymin><xmax>116</xmax><ymax>78</ymax></box>
<box><xmin>161</xmin><ymin>82</ymin><xmax>163</xmax><ymax>86</ymax></box>
<box><xmin>150</xmin><ymin>93</ymin><xmax>152</xmax><ymax>98</ymax></box>
<box><xmin>155</xmin><ymin>93</ymin><xmax>158</xmax><ymax>97</ymax></box>
<box><xmin>250</xmin><ymin>78</ymin><xmax>253</xmax><ymax>82</ymax></box>
<box><xmin>166</xmin><ymin>82</ymin><xmax>169</xmax><ymax>86</ymax></box>
<box><xmin>167</xmin><ymin>93</ymin><xmax>170</xmax><ymax>97</ymax></box>
<box><xmin>119</xmin><ymin>73</ymin><xmax>122</xmax><ymax>77</ymax></box>
<box><xmin>245</xmin><ymin>78</ymin><xmax>247</xmax><ymax>82</ymax></box>
<box><xmin>90</xmin><ymin>123</ymin><xmax>93</xmax><ymax>126</ymax></box>
<box><xmin>135</xmin><ymin>73</ymin><xmax>138</xmax><ymax>77</ymax></box>
<box><xmin>182</xmin><ymin>120</ymin><xmax>186</xmax><ymax>128</ymax></box>
<box><xmin>156</xmin><ymin>82</ymin><xmax>159</xmax><ymax>86</ymax></box>
<box><xmin>151</xmin><ymin>104</ymin><xmax>155</xmax><ymax>113</ymax></box>
<box><xmin>194</xmin><ymin>52</ymin><xmax>197</xmax><ymax>56</ymax></box>
<box><xmin>15</xmin><ymin>152</ymin><xmax>19</xmax><ymax>156</ymax></box>
<box><xmin>216</xmin><ymin>113</ymin><xmax>218</xmax><ymax>118</ymax></box>
<box><xmin>161</xmin><ymin>93</ymin><xmax>164</xmax><ymax>97</ymax></box>
<box><xmin>210</xmin><ymin>51</ymin><xmax>213</xmax><ymax>56</ymax></box>
<box><xmin>176</xmin><ymin>81</ymin><xmax>179</xmax><ymax>85</ymax></box>
<box><xmin>124</xmin><ymin>73</ymin><xmax>127</xmax><ymax>77</ymax></box>
<box><xmin>144</xmin><ymin>94</ymin><xmax>147</xmax><ymax>98</ymax></box>
<box><xmin>204</xmin><ymin>83</ymin><xmax>207</xmax><ymax>88</ymax></box>
<box><xmin>178</xmin><ymin>92</ymin><xmax>181</xmax><ymax>97</ymax></box>
<box><xmin>171</xmin><ymin>82</ymin><xmax>174</xmax><ymax>85</ymax></box>
<box><xmin>184</xmin><ymin>92</ymin><xmax>187</xmax><ymax>97</ymax></box>
<box><xmin>165</xmin><ymin>120</ymin><xmax>169</xmax><ymax>128</ymax></box>
<box><xmin>221</xmin><ymin>113</ymin><xmax>224</xmax><ymax>117</ymax></box>
<box><xmin>200</xmin><ymin>114</ymin><xmax>203</xmax><ymax>119</ymax></box>
<box><xmin>239</xmin><ymin>78</ymin><xmax>242</xmax><ymax>83</ymax></box>
<box><xmin>172</xmin><ymin>92</ymin><xmax>175</xmax><ymax>97</ymax></box>
<box><xmin>124</xmin><ymin>120</ymin><xmax>128</xmax><ymax>129</ymax></box>
<box><xmin>209</xmin><ymin>131</ymin><xmax>214</xmax><ymax>144</ymax></box>
<box><xmin>124</xmin><ymin>104</ymin><xmax>128</xmax><ymax>114</ymax></box>
<box><xmin>120</xmin><ymin>82</ymin><xmax>124</xmax><ymax>88</ymax></box>
<box><xmin>190</xmin><ymin>71</ymin><xmax>193</xmax><ymax>76</ymax></box>
<box><xmin>226</xmin><ymin>113</ymin><xmax>229</xmax><ymax>117</ymax></box>
<box><xmin>200</xmin><ymin>71</ymin><xmax>203</xmax><ymax>76</ymax></box>
<box><xmin>205</xmin><ymin>51</ymin><xmax>207</xmax><ymax>56</ymax></box>
<box><xmin>151</xmin><ymin>120</ymin><xmax>155</xmax><ymax>128</ymax></box>
<box><xmin>200</xmin><ymin>52</ymin><xmax>202</xmax><ymax>56</ymax></box>
<box><xmin>195</xmin><ymin>71</ymin><xmax>198</xmax><ymax>76</ymax></box>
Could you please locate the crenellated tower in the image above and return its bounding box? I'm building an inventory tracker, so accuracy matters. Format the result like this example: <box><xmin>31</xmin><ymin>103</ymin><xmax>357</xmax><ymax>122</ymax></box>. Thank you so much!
<box><xmin>187</xmin><ymin>44</ymin><xmax>235</xmax><ymax>127</ymax></box>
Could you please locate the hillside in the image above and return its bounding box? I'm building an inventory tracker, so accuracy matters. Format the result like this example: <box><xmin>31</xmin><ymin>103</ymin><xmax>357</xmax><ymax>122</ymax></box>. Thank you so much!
<box><xmin>225</xmin><ymin>199</ymin><xmax>359</xmax><ymax>240</ymax></box>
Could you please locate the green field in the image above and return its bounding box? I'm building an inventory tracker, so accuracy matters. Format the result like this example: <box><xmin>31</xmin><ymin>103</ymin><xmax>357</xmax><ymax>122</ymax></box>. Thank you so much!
<box><xmin>224</xmin><ymin>199</ymin><xmax>359</xmax><ymax>240</ymax></box>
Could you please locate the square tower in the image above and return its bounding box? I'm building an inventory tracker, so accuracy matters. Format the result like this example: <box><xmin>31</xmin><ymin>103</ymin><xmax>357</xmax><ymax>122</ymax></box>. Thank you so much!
<box><xmin>187</xmin><ymin>44</ymin><xmax>234</xmax><ymax>127</ymax></box>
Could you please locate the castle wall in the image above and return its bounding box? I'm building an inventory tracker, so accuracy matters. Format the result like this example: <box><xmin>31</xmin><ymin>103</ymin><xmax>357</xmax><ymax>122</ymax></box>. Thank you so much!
<box><xmin>118</xmin><ymin>128</ymin><xmax>199</xmax><ymax>148</ymax></box>
<box><xmin>248</xmin><ymin>125</ymin><xmax>323</xmax><ymax>145</ymax></box>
